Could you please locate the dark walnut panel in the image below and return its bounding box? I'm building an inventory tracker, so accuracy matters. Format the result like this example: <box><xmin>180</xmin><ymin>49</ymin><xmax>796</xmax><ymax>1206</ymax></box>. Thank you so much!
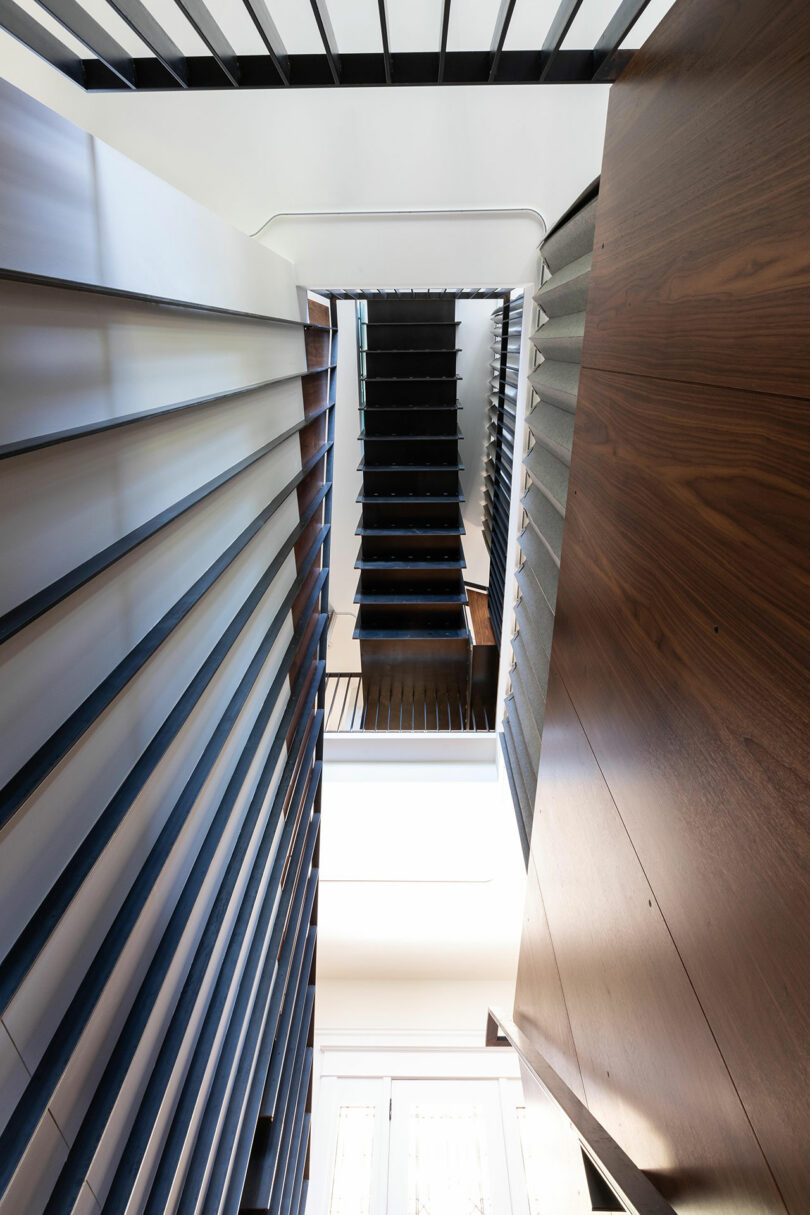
<box><xmin>582</xmin><ymin>0</ymin><xmax>810</xmax><ymax>400</ymax></box>
<box><xmin>513</xmin><ymin>855</ymin><xmax>587</xmax><ymax>1104</ymax></box>
<box><xmin>302</xmin><ymin>369</ymin><xmax>329</xmax><ymax>418</ymax></box>
<box><xmin>305</xmin><ymin>326</ymin><xmax>331</xmax><ymax>370</ymax></box>
<box><xmin>553</xmin><ymin>365</ymin><xmax>810</xmax><ymax>1212</ymax></box>
<box><xmin>532</xmin><ymin>663</ymin><xmax>786</xmax><ymax>1213</ymax></box>
<box><xmin>307</xmin><ymin>299</ymin><xmax>330</xmax><ymax>327</ymax></box>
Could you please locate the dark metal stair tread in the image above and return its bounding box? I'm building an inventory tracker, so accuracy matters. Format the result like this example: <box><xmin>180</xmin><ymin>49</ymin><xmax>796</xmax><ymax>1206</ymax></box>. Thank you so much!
<box><xmin>354</xmin><ymin>558</ymin><xmax>466</xmax><ymax>570</ymax></box>
<box><xmin>359</xmin><ymin>430</ymin><xmax>463</xmax><ymax>440</ymax></box>
<box><xmin>354</xmin><ymin>591</ymin><xmax>468</xmax><ymax>604</ymax></box>
<box><xmin>353</xmin><ymin>626</ymin><xmax>469</xmax><ymax>640</ymax></box>
<box><xmin>358</xmin><ymin>460</ymin><xmax>463</xmax><ymax>471</ymax></box>
<box><xmin>357</xmin><ymin>491</ymin><xmax>465</xmax><ymax>503</ymax></box>
<box><xmin>355</xmin><ymin>525</ymin><xmax>465</xmax><ymax>536</ymax></box>
<box><xmin>359</xmin><ymin>402</ymin><xmax>462</xmax><ymax>411</ymax></box>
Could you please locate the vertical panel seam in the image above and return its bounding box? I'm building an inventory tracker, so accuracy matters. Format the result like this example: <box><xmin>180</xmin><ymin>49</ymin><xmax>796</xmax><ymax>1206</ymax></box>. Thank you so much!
<box><xmin>579</xmin><ymin>360</ymin><xmax>810</xmax><ymax>407</ymax></box>
<box><xmin>555</xmin><ymin>664</ymin><xmax>791</xmax><ymax>1215</ymax></box>
<box><xmin>528</xmin><ymin>856</ymin><xmax>590</xmax><ymax>1108</ymax></box>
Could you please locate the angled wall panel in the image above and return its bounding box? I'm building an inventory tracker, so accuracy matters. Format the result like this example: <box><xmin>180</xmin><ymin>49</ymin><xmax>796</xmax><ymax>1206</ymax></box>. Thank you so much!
<box><xmin>483</xmin><ymin>293</ymin><xmax>523</xmax><ymax>651</ymax></box>
<box><xmin>502</xmin><ymin>183</ymin><xmax>599</xmax><ymax>857</ymax></box>
<box><xmin>0</xmin><ymin>82</ymin><xmax>331</xmax><ymax>1215</ymax></box>
<box><xmin>514</xmin><ymin>0</ymin><xmax>810</xmax><ymax>1207</ymax></box>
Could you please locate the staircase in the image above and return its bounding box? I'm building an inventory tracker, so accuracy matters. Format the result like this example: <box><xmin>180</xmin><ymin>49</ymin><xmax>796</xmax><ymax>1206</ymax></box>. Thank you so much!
<box><xmin>354</xmin><ymin>297</ymin><xmax>471</xmax><ymax>714</ymax></box>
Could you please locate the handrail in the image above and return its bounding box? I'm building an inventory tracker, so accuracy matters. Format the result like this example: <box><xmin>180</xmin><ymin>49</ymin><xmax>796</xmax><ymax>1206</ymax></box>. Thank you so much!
<box><xmin>249</xmin><ymin>206</ymin><xmax>547</xmax><ymax>241</ymax></box>
<box><xmin>0</xmin><ymin>266</ymin><xmax>320</xmax><ymax>329</ymax></box>
<box><xmin>486</xmin><ymin>1008</ymin><xmax>677</xmax><ymax>1215</ymax></box>
<box><xmin>323</xmin><ymin>672</ymin><xmax>494</xmax><ymax>733</ymax></box>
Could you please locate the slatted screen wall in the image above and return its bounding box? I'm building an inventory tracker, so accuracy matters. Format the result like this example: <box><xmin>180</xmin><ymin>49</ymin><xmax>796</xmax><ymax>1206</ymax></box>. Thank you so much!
<box><xmin>482</xmin><ymin>294</ymin><xmax>523</xmax><ymax>650</ymax></box>
<box><xmin>0</xmin><ymin>83</ymin><xmax>333</xmax><ymax>1215</ymax></box>
<box><xmin>501</xmin><ymin>184</ymin><xmax>599</xmax><ymax>859</ymax></box>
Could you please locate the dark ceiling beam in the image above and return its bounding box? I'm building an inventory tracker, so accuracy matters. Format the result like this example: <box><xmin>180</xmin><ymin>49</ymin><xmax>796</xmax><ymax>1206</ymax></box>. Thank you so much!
<box><xmin>488</xmin><ymin>0</ymin><xmax>517</xmax><ymax>82</ymax></box>
<box><xmin>0</xmin><ymin>0</ymin><xmax>84</xmax><ymax>85</ymax></box>
<box><xmin>438</xmin><ymin>0</ymin><xmax>451</xmax><ymax>82</ymax></box>
<box><xmin>314</xmin><ymin>288</ymin><xmax>514</xmax><ymax>301</ymax></box>
<box><xmin>241</xmin><ymin>0</ymin><xmax>289</xmax><ymax>84</ymax></box>
<box><xmin>173</xmin><ymin>0</ymin><xmax>239</xmax><ymax>85</ymax></box>
<box><xmin>592</xmin><ymin>0</ymin><xmax>653</xmax><ymax>79</ymax></box>
<box><xmin>377</xmin><ymin>0</ymin><xmax>391</xmax><ymax>84</ymax></box>
<box><xmin>308</xmin><ymin>0</ymin><xmax>340</xmax><ymax>83</ymax></box>
<box><xmin>538</xmin><ymin>0</ymin><xmax>584</xmax><ymax>82</ymax></box>
<box><xmin>81</xmin><ymin>48</ymin><xmax>629</xmax><ymax>90</ymax></box>
<box><xmin>34</xmin><ymin>0</ymin><xmax>136</xmax><ymax>85</ymax></box>
<box><xmin>106</xmin><ymin>0</ymin><xmax>187</xmax><ymax>86</ymax></box>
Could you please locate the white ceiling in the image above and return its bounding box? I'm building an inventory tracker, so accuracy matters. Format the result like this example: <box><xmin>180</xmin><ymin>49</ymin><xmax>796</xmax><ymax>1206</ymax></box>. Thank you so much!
<box><xmin>316</xmin><ymin>761</ymin><xmax>526</xmax><ymax>981</ymax></box>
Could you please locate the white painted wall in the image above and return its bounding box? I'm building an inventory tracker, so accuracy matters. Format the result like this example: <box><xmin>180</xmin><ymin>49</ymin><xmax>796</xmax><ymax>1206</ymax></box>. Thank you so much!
<box><xmin>327</xmin><ymin>300</ymin><xmax>362</xmax><ymax>612</ymax></box>
<box><xmin>316</xmin><ymin>979</ymin><xmax>517</xmax><ymax>1044</ymax></box>
<box><xmin>0</xmin><ymin>41</ymin><xmax>610</xmax><ymax>232</ymax></box>
<box><xmin>324</xmin><ymin>299</ymin><xmax>363</xmax><ymax>670</ymax></box>
<box><xmin>0</xmin><ymin>0</ymin><xmax>683</xmax><ymax>297</ymax></box>
<box><xmin>457</xmin><ymin>299</ymin><xmax>500</xmax><ymax>587</ymax></box>
<box><xmin>0</xmin><ymin>79</ymin><xmax>300</xmax><ymax>320</ymax></box>
<box><xmin>316</xmin><ymin>759</ymin><xmax>525</xmax><ymax>1038</ymax></box>
<box><xmin>262</xmin><ymin>212</ymin><xmax>545</xmax><ymax>291</ymax></box>
<box><xmin>0</xmin><ymin>40</ymin><xmax>610</xmax><ymax>289</ymax></box>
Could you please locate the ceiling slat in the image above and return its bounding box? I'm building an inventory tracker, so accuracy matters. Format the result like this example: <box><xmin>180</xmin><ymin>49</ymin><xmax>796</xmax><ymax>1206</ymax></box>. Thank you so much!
<box><xmin>539</xmin><ymin>0</ymin><xmax>584</xmax><ymax>82</ymax></box>
<box><xmin>241</xmin><ymin>0</ymin><xmax>289</xmax><ymax>84</ymax></box>
<box><xmin>489</xmin><ymin>0</ymin><xmax>517</xmax><ymax>82</ymax></box>
<box><xmin>0</xmin><ymin>0</ymin><xmax>84</xmax><ymax>85</ymax></box>
<box><xmin>308</xmin><ymin>0</ymin><xmax>340</xmax><ymax>84</ymax></box>
<box><xmin>5</xmin><ymin>0</ymin><xmax>645</xmax><ymax>92</ymax></box>
<box><xmin>593</xmin><ymin>0</ymin><xmax>653</xmax><ymax>78</ymax></box>
<box><xmin>377</xmin><ymin>0</ymin><xmax>391</xmax><ymax>83</ymax></box>
<box><xmin>173</xmin><ymin>0</ymin><xmax>239</xmax><ymax>85</ymax></box>
<box><xmin>34</xmin><ymin>0</ymin><xmax>135</xmax><ymax>85</ymax></box>
<box><xmin>438</xmin><ymin>0</ymin><xmax>451</xmax><ymax>82</ymax></box>
<box><xmin>106</xmin><ymin>0</ymin><xmax>187</xmax><ymax>86</ymax></box>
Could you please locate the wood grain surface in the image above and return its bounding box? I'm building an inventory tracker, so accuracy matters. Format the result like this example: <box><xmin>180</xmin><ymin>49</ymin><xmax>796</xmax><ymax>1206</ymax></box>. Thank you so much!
<box><xmin>552</xmin><ymin>367</ymin><xmax>809</xmax><ymax>1211</ymax></box>
<box><xmin>582</xmin><ymin>0</ymin><xmax>810</xmax><ymax>400</ymax></box>
<box><xmin>514</xmin><ymin>855</ymin><xmax>587</xmax><ymax>1104</ymax></box>
<box><xmin>532</xmin><ymin>665</ymin><xmax>788</xmax><ymax>1213</ymax></box>
<box><xmin>468</xmin><ymin>587</ymin><xmax>496</xmax><ymax>646</ymax></box>
<box><xmin>514</xmin><ymin>0</ymin><xmax>810</xmax><ymax>1209</ymax></box>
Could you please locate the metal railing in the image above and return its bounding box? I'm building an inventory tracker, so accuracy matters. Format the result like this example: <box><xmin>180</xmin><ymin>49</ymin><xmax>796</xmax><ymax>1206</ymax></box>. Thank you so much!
<box><xmin>486</xmin><ymin>1008</ymin><xmax>677</xmax><ymax>1215</ymax></box>
<box><xmin>324</xmin><ymin>673</ymin><xmax>493</xmax><ymax>732</ymax></box>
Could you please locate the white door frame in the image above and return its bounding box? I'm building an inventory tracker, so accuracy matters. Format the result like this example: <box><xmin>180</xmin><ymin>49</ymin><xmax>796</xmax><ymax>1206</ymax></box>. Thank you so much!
<box><xmin>309</xmin><ymin>1049</ymin><xmax>528</xmax><ymax>1215</ymax></box>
